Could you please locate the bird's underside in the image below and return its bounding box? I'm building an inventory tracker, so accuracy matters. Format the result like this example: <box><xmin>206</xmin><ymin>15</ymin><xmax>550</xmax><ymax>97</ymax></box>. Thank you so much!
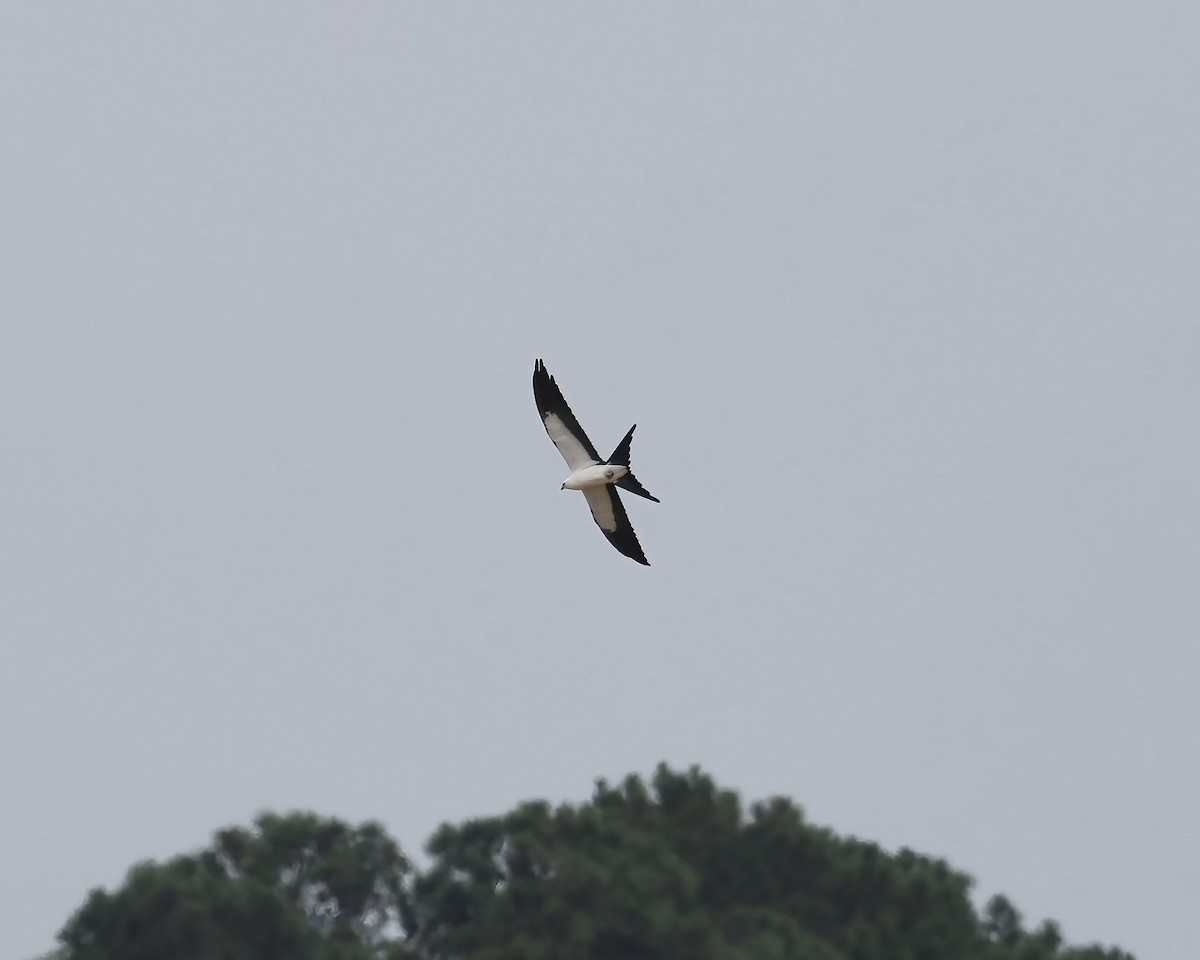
<box><xmin>533</xmin><ymin>359</ymin><xmax>659</xmax><ymax>565</ymax></box>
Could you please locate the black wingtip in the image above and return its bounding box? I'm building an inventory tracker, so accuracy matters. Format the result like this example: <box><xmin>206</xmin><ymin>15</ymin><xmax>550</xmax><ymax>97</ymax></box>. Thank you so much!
<box><xmin>532</xmin><ymin>359</ymin><xmax>556</xmax><ymax>411</ymax></box>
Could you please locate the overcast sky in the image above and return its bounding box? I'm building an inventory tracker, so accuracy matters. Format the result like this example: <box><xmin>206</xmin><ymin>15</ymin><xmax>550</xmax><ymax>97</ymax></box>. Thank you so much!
<box><xmin>2</xmin><ymin>5</ymin><xmax>1197</xmax><ymax>959</ymax></box>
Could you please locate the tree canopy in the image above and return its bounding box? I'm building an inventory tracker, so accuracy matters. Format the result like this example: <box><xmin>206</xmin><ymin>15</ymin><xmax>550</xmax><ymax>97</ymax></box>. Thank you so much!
<box><xmin>49</xmin><ymin>764</ymin><xmax>1134</xmax><ymax>960</ymax></box>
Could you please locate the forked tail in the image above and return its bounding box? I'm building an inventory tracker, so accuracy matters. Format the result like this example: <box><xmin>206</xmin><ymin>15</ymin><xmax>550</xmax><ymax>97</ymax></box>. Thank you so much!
<box><xmin>606</xmin><ymin>425</ymin><xmax>660</xmax><ymax>503</ymax></box>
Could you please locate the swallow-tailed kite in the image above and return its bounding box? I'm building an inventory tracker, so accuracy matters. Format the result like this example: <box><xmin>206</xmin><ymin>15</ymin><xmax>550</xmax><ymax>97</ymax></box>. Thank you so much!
<box><xmin>533</xmin><ymin>359</ymin><xmax>659</xmax><ymax>565</ymax></box>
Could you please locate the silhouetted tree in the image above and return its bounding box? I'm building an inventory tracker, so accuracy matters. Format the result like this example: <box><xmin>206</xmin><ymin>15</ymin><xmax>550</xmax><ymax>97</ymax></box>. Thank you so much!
<box><xmin>57</xmin><ymin>813</ymin><xmax>414</xmax><ymax>960</ymax></box>
<box><xmin>49</xmin><ymin>766</ymin><xmax>1136</xmax><ymax>960</ymax></box>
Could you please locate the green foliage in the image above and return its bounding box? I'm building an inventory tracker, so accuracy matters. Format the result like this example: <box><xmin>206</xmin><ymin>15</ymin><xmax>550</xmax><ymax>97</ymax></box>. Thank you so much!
<box><xmin>208</xmin><ymin>812</ymin><xmax>414</xmax><ymax>945</ymax></box>
<box><xmin>57</xmin><ymin>813</ymin><xmax>414</xmax><ymax>960</ymax></box>
<box><xmin>50</xmin><ymin>766</ymin><xmax>1134</xmax><ymax>960</ymax></box>
<box><xmin>404</xmin><ymin>763</ymin><xmax>1112</xmax><ymax>960</ymax></box>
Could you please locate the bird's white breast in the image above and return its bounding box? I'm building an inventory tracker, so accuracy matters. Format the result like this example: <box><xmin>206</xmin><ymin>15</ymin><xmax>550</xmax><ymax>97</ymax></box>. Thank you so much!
<box><xmin>562</xmin><ymin>463</ymin><xmax>628</xmax><ymax>490</ymax></box>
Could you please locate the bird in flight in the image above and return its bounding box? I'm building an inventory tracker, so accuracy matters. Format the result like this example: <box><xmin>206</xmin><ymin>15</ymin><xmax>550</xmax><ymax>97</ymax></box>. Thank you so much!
<box><xmin>533</xmin><ymin>359</ymin><xmax>660</xmax><ymax>565</ymax></box>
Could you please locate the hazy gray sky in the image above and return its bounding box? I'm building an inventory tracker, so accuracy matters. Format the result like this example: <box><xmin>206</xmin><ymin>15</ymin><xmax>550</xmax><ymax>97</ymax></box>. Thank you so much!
<box><xmin>3</xmin><ymin>5</ymin><xmax>1197</xmax><ymax>959</ymax></box>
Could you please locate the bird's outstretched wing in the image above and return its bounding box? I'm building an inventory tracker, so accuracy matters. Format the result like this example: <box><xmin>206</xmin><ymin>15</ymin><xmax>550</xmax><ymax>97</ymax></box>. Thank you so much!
<box><xmin>533</xmin><ymin>359</ymin><xmax>602</xmax><ymax>470</ymax></box>
<box><xmin>583</xmin><ymin>484</ymin><xmax>650</xmax><ymax>566</ymax></box>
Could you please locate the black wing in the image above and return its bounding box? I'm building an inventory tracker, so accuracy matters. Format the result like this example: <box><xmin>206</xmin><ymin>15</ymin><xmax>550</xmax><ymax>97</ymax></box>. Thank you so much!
<box><xmin>533</xmin><ymin>359</ymin><xmax>603</xmax><ymax>468</ymax></box>
<box><xmin>582</xmin><ymin>484</ymin><xmax>650</xmax><ymax>566</ymax></box>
